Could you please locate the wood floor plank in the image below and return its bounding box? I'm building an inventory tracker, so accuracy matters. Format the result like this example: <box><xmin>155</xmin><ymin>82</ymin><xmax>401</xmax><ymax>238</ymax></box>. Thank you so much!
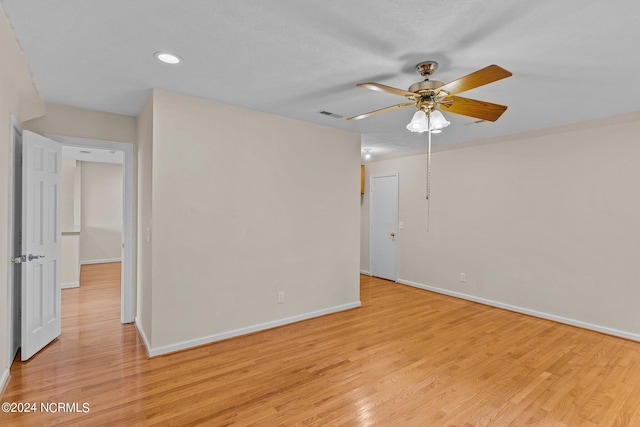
<box><xmin>2</xmin><ymin>269</ymin><xmax>640</xmax><ymax>425</ymax></box>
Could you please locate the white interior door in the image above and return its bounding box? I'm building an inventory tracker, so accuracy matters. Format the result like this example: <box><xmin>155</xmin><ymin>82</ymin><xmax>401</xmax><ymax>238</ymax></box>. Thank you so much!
<box><xmin>21</xmin><ymin>131</ymin><xmax>62</xmax><ymax>361</ymax></box>
<box><xmin>370</xmin><ymin>173</ymin><xmax>399</xmax><ymax>281</ymax></box>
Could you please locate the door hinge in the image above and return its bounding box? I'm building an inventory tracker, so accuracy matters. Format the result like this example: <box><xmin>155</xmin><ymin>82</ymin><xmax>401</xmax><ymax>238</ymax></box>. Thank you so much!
<box><xmin>11</xmin><ymin>255</ymin><xmax>26</xmax><ymax>264</ymax></box>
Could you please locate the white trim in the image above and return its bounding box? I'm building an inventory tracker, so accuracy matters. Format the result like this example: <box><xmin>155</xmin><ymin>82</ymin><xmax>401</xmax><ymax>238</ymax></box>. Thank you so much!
<box><xmin>369</xmin><ymin>172</ymin><xmax>399</xmax><ymax>281</ymax></box>
<box><xmin>397</xmin><ymin>278</ymin><xmax>640</xmax><ymax>342</ymax></box>
<box><xmin>80</xmin><ymin>258</ymin><xmax>122</xmax><ymax>265</ymax></box>
<box><xmin>61</xmin><ymin>282</ymin><xmax>80</xmax><ymax>289</ymax></box>
<box><xmin>49</xmin><ymin>135</ymin><xmax>135</xmax><ymax>324</ymax></box>
<box><xmin>134</xmin><ymin>317</ymin><xmax>152</xmax><ymax>357</ymax></box>
<box><xmin>5</xmin><ymin>116</ymin><xmax>22</xmax><ymax>374</ymax></box>
<box><xmin>0</xmin><ymin>367</ymin><xmax>9</xmax><ymax>395</ymax></box>
<box><xmin>360</xmin><ymin>270</ymin><xmax>371</xmax><ymax>275</ymax></box>
<box><xmin>144</xmin><ymin>301</ymin><xmax>362</xmax><ymax>357</ymax></box>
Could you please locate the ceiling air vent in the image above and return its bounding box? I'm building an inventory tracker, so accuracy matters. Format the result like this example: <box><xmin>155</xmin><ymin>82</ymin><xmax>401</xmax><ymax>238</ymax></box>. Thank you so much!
<box><xmin>317</xmin><ymin>110</ymin><xmax>343</xmax><ymax>119</ymax></box>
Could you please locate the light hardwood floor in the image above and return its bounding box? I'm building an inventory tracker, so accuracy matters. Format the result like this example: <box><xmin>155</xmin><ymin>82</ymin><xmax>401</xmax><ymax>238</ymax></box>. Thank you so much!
<box><xmin>2</xmin><ymin>265</ymin><xmax>640</xmax><ymax>426</ymax></box>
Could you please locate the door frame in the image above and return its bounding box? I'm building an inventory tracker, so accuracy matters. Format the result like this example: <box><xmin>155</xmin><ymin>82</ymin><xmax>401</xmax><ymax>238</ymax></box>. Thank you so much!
<box><xmin>369</xmin><ymin>172</ymin><xmax>399</xmax><ymax>280</ymax></box>
<box><xmin>6</xmin><ymin>116</ymin><xmax>22</xmax><ymax>368</ymax></box>
<box><xmin>49</xmin><ymin>135</ymin><xmax>135</xmax><ymax>324</ymax></box>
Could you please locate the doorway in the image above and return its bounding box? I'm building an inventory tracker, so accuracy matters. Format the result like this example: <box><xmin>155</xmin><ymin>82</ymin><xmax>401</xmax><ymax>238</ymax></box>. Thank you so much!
<box><xmin>369</xmin><ymin>173</ymin><xmax>399</xmax><ymax>281</ymax></box>
<box><xmin>61</xmin><ymin>151</ymin><xmax>122</xmax><ymax>284</ymax></box>
<box><xmin>7</xmin><ymin>132</ymin><xmax>136</xmax><ymax>360</ymax></box>
<box><xmin>6</xmin><ymin>131</ymin><xmax>134</xmax><ymax>364</ymax></box>
<box><xmin>50</xmin><ymin>135</ymin><xmax>134</xmax><ymax>324</ymax></box>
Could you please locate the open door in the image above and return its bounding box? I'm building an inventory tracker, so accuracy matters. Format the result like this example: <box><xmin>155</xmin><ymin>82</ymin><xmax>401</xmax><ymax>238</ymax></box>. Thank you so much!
<box><xmin>20</xmin><ymin>131</ymin><xmax>62</xmax><ymax>361</ymax></box>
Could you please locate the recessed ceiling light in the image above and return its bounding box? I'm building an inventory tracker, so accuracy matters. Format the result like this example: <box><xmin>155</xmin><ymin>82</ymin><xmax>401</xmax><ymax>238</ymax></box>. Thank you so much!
<box><xmin>154</xmin><ymin>52</ymin><xmax>181</xmax><ymax>64</ymax></box>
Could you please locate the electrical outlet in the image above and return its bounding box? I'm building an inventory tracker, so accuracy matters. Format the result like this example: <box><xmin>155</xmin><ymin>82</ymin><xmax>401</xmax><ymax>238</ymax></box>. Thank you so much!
<box><xmin>278</xmin><ymin>291</ymin><xmax>285</xmax><ymax>303</ymax></box>
<box><xmin>460</xmin><ymin>273</ymin><xmax>466</xmax><ymax>283</ymax></box>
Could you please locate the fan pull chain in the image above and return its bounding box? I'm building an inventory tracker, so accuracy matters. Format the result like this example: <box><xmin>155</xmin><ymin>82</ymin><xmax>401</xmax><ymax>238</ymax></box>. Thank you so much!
<box><xmin>426</xmin><ymin>114</ymin><xmax>432</xmax><ymax>232</ymax></box>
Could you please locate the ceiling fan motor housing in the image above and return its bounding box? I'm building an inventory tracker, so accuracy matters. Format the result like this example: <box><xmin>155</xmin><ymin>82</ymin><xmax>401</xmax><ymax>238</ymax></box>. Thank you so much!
<box><xmin>407</xmin><ymin>80</ymin><xmax>447</xmax><ymax>111</ymax></box>
<box><xmin>407</xmin><ymin>80</ymin><xmax>444</xmax><ymax>94</ymax></box>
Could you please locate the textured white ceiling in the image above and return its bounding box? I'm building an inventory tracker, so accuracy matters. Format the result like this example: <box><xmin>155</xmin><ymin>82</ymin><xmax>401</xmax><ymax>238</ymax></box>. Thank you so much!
<box><xmin>3</xmin><ymin>0</ymin><xmax>639</xmax><ymax>159</ymax></box>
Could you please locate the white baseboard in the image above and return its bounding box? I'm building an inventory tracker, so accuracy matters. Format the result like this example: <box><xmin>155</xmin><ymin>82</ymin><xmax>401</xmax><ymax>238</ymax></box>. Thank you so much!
<box><xmin>134</xmin><ymin>317</ymin><xmax>152</xmax><ymax>358</ymax></box>
<box><xmin>61</xmin><ymin>281</ymin><xmax>79</xmax><ymax>289</ymax></box>
<box><xmin>0</xmin><ymin>367</ymin><xmax>10</xmax><ymax>396</ymax></box>
<box><xmin>397</xmin><ymin>278</ymin><xmax>640</xmax><ymax>342</ymax></box>
<box><xmin>80</xmin><ymin>258</ymin><xmax>121</xmax><ymax>265</ymax></box>
<box><xmin>145</xmin><ymin>301</ymin><xmax>362</xmax><ymax>358</ymax></box>
<box><xmin>360</xmin><ymin>270</ymin><xmax>371</xmax><ymax>275</ymax></box>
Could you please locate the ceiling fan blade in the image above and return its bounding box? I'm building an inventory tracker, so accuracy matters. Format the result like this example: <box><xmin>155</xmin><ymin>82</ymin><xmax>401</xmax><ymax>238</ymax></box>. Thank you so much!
<box><xmin>437</xmin><ymin>65</ymin><xmax>512</xmax><ymax>96</ymax></box>
<box><xmin>439</xmin><ymin>96</ymin><xmax>508</xmax><ymax>122</ymax></box>
<box><xmin>357</xmin><ymin>82</ymin><xmax>418</xmax><ymax>100</ymax></box>
<box><xmin>347</xmin><ymin>102</ymin><xmax>415</xmax><ymax>121</ymax></box>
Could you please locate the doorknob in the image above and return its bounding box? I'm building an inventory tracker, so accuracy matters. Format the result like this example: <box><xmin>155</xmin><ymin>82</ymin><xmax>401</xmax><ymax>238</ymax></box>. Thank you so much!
<box><xmin>28</xmin><ymin>254</ymin><xmax>45</xmax><ymax>261</ymax></box>
<box><xmin>390</xmin><ymin>232</ymin><xmax>395</xmax><ymax>237</ymax></box>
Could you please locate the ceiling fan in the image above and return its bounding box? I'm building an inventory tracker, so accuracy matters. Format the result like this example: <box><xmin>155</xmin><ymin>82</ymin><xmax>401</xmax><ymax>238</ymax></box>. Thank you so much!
<box><xmin>347</xmin><ymin>61</ymin><xmax>512</xmax><ymax>126</ymax></box>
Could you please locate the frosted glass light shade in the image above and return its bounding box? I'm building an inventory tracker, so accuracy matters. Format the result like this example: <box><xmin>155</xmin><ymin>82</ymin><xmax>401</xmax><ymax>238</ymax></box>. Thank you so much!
<box><xmin>406</xmin><ymin>111</ymin><xmax>429</xmax><ymax>133</ymax></box>
<box><xmin>428</xmin><ymin>110</ymin><xmax>450</xmax><ymax>130</ymax></box>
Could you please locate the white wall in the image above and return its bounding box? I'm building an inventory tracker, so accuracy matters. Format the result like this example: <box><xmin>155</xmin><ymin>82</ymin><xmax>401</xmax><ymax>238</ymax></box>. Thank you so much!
<box><xmin>61</xmin><ymin>234</ymin><xmax>80</xmax><ymax>287</ymax></box>
<box><xmin>61</xmin><ymin>159</ymin><xmax>80</xmax><ymax>286</ymax></box>
<box><xmin>136</xmin><ymin>93</ymin><xmax>153</xmax><ymax>341</ymax></box>
<box><xmin>361</xmin><ymin>112</ymin><xmax>640</xmax><ymax>339</ymax></box>
<box><xmin>24</xmin><ymin>102</ymin><xmax>137</xmax><ymax>145</ymax></box>
<box><xmin>61</xmin><ymin>159</ymin><xmax>77</xmax><ymax>231</ymax></box>
<box><xmin>79</xmin><ymin>162</ymin><xmax>123</xmax><ymax>263</ymax></box>
<box><xmin>139</xmin><ymin>89</ymin><xmax>361</xmax><ymax>353</ymax></box>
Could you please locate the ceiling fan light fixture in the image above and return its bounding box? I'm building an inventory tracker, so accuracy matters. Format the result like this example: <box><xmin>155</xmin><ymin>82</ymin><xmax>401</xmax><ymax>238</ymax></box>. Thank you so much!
<box><xmin>406</xmin><ymin>110</ymin><xmax>429</xmax><ymax>133</ymax></box>
<box><xmin>428</xmin><ymin>110</ymin><xmax>451</xmax><ymax>131</ymax></box>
